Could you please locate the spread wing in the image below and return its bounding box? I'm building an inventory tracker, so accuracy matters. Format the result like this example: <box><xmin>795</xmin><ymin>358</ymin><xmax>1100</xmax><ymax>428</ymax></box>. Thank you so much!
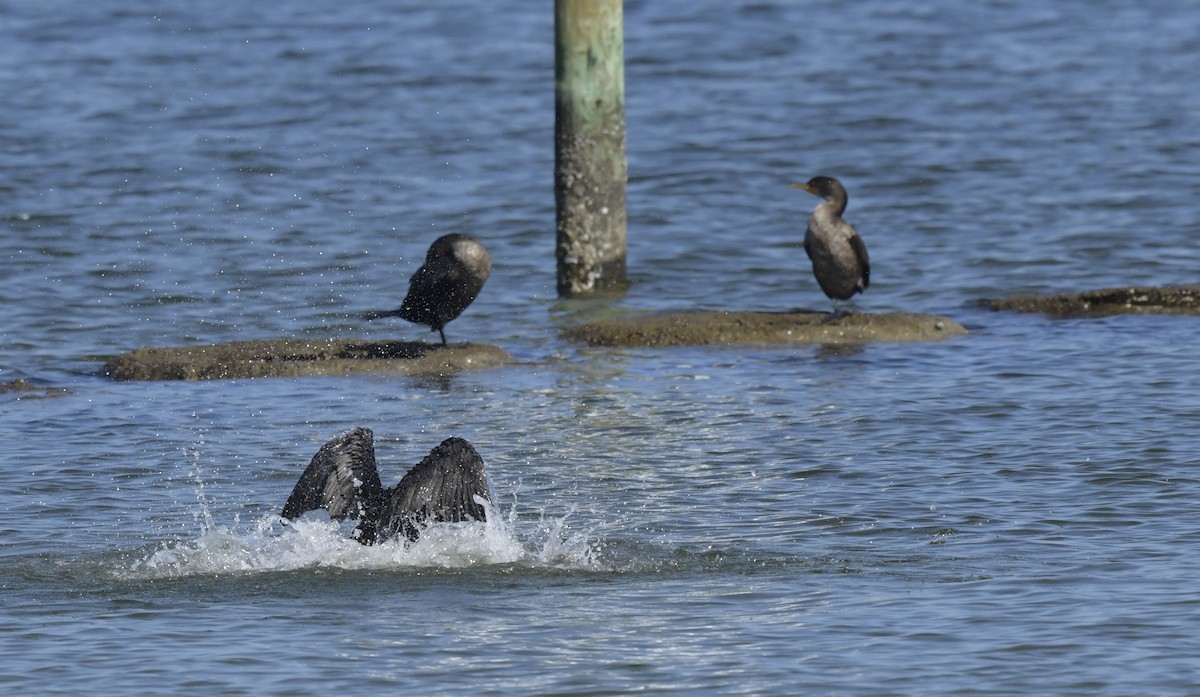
<box><xmin>280</xmin><ymin>427</ymin><xmax>384</xmax><ymax>522</ymax></box>
<box><xmin>379</xmin><ymin>436</ymin><xmax>492</xmax><ymax>541</ymax></box>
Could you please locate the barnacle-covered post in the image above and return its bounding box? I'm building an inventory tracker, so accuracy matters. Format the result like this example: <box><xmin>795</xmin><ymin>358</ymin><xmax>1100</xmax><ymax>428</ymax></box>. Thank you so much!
<box><xmin>555</xmin><ymin>0</ymin><xmax>627</xmax><ymax>296</ymax></box>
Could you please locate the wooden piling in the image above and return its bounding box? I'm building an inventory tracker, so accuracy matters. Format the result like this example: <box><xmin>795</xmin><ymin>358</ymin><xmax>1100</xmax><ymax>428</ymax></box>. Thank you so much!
<box><xmin>554</xmin><ymin>0</ymin><xmax>627</xmax><ymax>297</ymax></box>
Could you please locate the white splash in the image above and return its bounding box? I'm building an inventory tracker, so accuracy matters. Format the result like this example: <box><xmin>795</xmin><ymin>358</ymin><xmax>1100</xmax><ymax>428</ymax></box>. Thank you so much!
<box><xmin>124</xmin><ymin>496</ymin><xmax>599</xmax><ymax>579</ymax></box>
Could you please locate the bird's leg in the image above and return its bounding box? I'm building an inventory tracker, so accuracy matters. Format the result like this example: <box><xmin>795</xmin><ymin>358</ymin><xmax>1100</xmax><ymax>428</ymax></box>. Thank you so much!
<box><xmin>823</xmin><ymin>299</ymin><xmax>849</xmax><ymax>323</ymax></box>
<box><xmin>438</xmin><ymin>327</ymin><xmax>447</xmax><ymax>346</ymax></box>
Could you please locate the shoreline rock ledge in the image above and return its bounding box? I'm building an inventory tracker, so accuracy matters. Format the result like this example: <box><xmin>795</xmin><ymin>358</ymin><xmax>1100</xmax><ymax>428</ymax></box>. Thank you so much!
<box><xmin>102</xmin><ymin>338</ymin><xmax>512</xmax><ymax>381</ymax></box>
<box><xmin>560</xmin><ymin>310</ymin><xmax>966</xmax><ymax>348</ymax></box>
<box><xmin>984</xmin><ymin>285</ymin><xmax>1200</xmax><ymax>317</ymax></box>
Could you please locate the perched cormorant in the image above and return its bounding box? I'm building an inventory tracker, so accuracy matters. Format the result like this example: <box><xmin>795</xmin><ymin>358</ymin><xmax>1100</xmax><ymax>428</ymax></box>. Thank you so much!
<box><xmin>364</xmin><ymin>234</ymin><xmax>492</xmax><ymax>346</ymax></box>
<box><xmin>789</xmin><ymin>176</ymin><xmax>870</xmax><ymax>314</ymax></box>
<box><xmin>280</xmin><ymin>427</ymin><xmax>492</xmax><ymax>544</ymax></box>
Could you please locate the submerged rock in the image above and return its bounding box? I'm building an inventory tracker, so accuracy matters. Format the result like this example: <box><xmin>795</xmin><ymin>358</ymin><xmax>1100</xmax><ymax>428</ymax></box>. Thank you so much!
<box><xmin>984</xmin><ymin>285</ymin><xmax>1200</xmax><ymax>317</ymax></box>
<box><xmin>0</xmin><ymin>379</ymin><xmax>40</xmax><ymax>394</ymax></box>
<box><xmin>103</xmin><ymin>339</ymin><xmax>512</xmax><ymax>381</ymax></box>
<box><xmin>0</xmin><ymin>379</ymin><xmax>69</xmax><ymax>398</ymax></box>
<box><xmin>561</xmin><ymin>310</ymin><xmax>966</xmax><ymax>348</ymax></box>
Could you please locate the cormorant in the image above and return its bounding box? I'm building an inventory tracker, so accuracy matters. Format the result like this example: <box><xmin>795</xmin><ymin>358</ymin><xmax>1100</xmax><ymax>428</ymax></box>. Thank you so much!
<box><xmin>280</xmin><ymin>427</ymin><xmax>492</xmax><ymax>544</ymax></box>
<box><xmin>364</xmin><ymin>234</ymin><xmax>492</xmax><ymax>345</ymax></box>
<box><xmin>789</xmin><ymin>176</ymin><xmax>870</xmax><ymax>314</ymax></box>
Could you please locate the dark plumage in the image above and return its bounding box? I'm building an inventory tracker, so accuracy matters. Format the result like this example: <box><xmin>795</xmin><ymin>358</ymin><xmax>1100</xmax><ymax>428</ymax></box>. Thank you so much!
<box><xmin>364</xmin><ymin>234</ymin><xmax>492</xmax><ymax>345</ymax></box>
<box><xmin>281</xmin><ymin>428</ymin><xmax>492</xmax><ymax>544</ymax></box>
<box><xmin>789</xmin><ymin>176</ymin><xmax>871</xmax><ymax>314</ymax></box>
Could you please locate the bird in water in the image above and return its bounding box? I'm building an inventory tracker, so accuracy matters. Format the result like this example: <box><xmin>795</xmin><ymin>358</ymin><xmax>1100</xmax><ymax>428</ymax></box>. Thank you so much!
<box><xmin>280</xmin><ymin>427</ymin><xmax>492</xmax><ymax>544</ymax></box>
<box><xmin>364</xmin><ymin>233</ymin><xmax>492</xmax><ymax>346</ymax></box>
<box><xmin>789</xmin><ymin>176</ymin><xmax>870</xmax><ymax>314</ymax></box>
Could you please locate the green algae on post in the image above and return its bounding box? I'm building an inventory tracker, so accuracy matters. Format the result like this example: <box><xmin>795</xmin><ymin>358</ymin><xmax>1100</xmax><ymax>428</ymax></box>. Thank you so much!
<box><xmin>555</xmin><ymin>0</ymin><xmax>628</xmax><ymax>296</ymax></box>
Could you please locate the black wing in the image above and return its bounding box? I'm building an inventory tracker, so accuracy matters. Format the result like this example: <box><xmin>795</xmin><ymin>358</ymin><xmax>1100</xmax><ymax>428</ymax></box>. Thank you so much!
<box><xmin>849</xmin><ymin>234</ymin><xmax>870</xmax><ymax>291</ymax></box>
<box><xmin>281</xmin><ymin>427</ymin><xmax>384</xmax><ymax>523</ymax></box>
<box><xmin>378</xmin><ymin>436</ymin><xmax>492</xmax><ymax>541</ymax></box>
<box><xmin>361</xmin><ymin>259</ymin><xmax>467</xmax><ymax>325</ymax></box>
<box><xmin>399</xmin><ymin>259</ymin><xmax>479</xmax><ymax>329</ymax></box>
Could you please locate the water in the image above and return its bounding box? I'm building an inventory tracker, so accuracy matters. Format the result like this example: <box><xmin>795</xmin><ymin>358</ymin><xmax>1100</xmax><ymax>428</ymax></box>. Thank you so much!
<box><xmin>3</xmin><ymin>0</ymin><xmax>1200</xmax><ymax>694</ymax></box>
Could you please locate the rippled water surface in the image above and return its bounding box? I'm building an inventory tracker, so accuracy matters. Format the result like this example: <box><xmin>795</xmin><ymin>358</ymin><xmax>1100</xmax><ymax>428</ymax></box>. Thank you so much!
<box><xmin>3</xmin><ymin>1</ymin><xmax>1200</xmax><ymax>695</ymax></box>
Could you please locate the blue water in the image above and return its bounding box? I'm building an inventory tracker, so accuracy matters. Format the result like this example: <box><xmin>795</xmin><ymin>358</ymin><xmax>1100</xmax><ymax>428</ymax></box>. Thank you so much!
<box><xmin>3</xmin><ymin>1</ymin><xmax>1200</xmax><ymax>694</ymax></box>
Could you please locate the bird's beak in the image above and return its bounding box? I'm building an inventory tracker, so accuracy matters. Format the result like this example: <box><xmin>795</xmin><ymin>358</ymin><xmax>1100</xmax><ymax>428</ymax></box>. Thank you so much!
<box><xmin>789</xmin><ymin>182</ymin><xmax>816</xmax><ymax>195</ymax></box>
